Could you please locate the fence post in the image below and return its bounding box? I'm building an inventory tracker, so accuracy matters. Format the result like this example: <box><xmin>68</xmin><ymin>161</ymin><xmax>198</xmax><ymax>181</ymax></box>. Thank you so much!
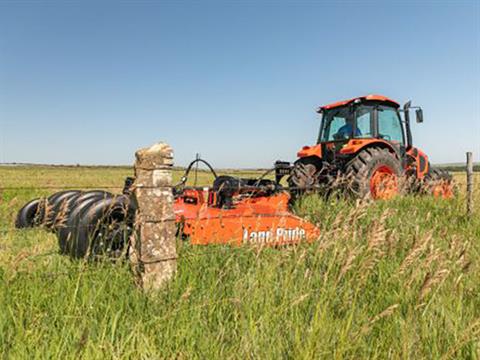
<box><xmin>466</xmin><ymin>152</ymin><xmax>473</xmax><ymax>217</ymax></box>
<box><xmin>130</xmin><ymin>142</ymin><xmax>177</xmax><ymax>291</ymax></box>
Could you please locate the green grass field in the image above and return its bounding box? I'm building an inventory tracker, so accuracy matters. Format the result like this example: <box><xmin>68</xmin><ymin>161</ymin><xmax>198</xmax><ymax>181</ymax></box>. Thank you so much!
<box><xmin>0</xmin><ymin>166</ymin><xmax>479</xmax><ymax>359</ymax></box>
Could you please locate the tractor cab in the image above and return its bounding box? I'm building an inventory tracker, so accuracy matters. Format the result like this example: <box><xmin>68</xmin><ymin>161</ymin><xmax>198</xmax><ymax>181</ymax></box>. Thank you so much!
<box><xmin>317</xmin><ymin>95</ymin><xmax>424</xmax><ymax>152</ymax></box>
<box><xmin>296</xmin><ymin>95</ymin><xmax>424</xmax><ymax>161</ymax></box>
<box><xmin>319</xmin><ymin>97</ymin><xmax>404</xmax><ymax>144</ymax></box>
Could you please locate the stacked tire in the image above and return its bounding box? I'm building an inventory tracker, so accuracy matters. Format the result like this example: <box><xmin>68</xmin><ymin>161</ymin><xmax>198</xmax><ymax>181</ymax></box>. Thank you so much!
<box><xmin>15</xmin><ymin>190</ymin><xmax>136</xmax><ymax>259</ymax></box>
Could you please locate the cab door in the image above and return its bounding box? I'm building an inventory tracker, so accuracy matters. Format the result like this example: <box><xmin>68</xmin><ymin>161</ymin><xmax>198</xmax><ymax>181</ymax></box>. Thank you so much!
<box><xmin>376</xmin><ymin>105</ymin><xmax>406</xmax><ymax>156</ymax></box>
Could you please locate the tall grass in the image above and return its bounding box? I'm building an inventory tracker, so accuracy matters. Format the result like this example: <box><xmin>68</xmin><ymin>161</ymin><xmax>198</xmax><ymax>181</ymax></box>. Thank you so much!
<box><xmin>0</xmin><ymin>167</ymin><xmax>479</xmax><ymax>358</ymax></box>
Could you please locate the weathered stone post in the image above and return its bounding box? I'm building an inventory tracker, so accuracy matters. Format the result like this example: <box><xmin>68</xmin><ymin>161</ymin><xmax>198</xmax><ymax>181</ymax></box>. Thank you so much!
<box><xmin>130</xmin><ymin>142</ymin><xmax>177</xmax><ymax>291</ymax></box>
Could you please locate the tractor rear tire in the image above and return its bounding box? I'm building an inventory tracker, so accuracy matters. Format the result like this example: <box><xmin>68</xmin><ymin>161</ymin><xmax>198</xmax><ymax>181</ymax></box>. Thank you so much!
<box><xmin>345</xmin><ymin>147</ymin><xmax>403</xmax><ymax>200</ymax></box>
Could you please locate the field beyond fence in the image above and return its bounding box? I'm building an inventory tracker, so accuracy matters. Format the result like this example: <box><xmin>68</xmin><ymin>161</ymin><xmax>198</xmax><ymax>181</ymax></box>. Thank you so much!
<box><xmin>0</xmin><ymin>166</ymin><xmax>479</xmax><ymax>358</ymax></box>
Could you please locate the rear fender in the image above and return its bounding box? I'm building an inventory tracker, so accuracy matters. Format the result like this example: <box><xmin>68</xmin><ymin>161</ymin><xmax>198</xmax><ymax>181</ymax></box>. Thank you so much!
<box><xmin>406</xmin><ymin>147</ymin><xmax>430</xmax><ymax>179</ymax></box>
<box><xmin>339</xmin><ymin>139</ymin><xmax>399</xmax><ymax>157</ymax></box>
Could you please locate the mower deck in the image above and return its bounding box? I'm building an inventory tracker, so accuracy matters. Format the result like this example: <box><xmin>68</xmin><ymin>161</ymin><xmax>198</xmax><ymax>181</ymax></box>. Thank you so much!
<box><xmin>175</xmin><ymin>188</ymin><xmax>320</xmax><ymax>245</ymax></box>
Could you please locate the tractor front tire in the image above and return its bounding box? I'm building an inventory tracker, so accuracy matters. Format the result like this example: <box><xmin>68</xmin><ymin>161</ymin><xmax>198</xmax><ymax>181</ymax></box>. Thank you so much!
<box><xmin>345</xmin><ymin>147</ymin><xmax>403</xmax><ymax>200</ymax></box>
<box><xmin>288</xmin><ymin>157</ymin><xmax>321</xmax><ymax>202</ymax></box>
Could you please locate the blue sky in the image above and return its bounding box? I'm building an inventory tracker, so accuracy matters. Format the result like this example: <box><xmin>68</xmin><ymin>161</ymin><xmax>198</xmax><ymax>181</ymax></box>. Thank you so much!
<box><xmin>0</xmin><ymin>1</ymin><xmax>478</xmax><ymax>167</ymax></box>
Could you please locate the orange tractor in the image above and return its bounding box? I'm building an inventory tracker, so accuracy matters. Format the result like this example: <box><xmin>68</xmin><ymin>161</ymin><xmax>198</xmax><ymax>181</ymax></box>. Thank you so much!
<box><xmin>286</xmin><ymin>94</ymin><xmax>454</xmax><ymax>199</ymax></box>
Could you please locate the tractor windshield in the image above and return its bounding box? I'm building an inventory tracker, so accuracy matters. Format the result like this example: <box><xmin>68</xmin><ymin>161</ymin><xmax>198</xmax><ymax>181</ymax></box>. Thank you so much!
<box><xmin>319</xmin><ymin>107</ymin><xmax>351</xmax><ymax>142</ymax></box>
<box><xmin>319</xmin><ymin>105</ymin><xmax>374</xmax><ymax>142</ymax></box>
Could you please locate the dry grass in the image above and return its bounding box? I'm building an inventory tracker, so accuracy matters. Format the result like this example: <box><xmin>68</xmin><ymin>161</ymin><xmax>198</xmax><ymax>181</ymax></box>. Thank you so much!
<box><xmin>0</xmin><ymin>168</ymin><xmax>479</xmax><ymax>358</ymax></box>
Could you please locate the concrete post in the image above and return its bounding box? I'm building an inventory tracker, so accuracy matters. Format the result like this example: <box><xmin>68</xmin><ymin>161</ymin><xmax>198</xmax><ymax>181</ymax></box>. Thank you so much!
<box><xmin>130</xmin><ymin>142</ymin><xmax>177</xmax><ymax>291</ymax></box>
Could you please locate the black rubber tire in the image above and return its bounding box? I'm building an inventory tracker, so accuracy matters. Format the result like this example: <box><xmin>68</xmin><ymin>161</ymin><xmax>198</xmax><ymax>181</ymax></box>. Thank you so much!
<box><xmin>46</xmin><ymin>190</ymin><xmax>79</xmax><ymax>210</ymax></box>
<box><xmin>423</xmin><ymin>167</ymin><xmax>455</xmax><ymax>197</ymax></box>
<box><xmin>57</xmin><ymin>191</ymin><xmax>113</xmax><ymax>254</ymax></box>
<box><xmin>44</xmin><ymin>190</ymin><xmax>82</xmax><ymax>229</ymax></box>
<box><xmin>288</xmin><ymin>157</ymin><xmax>321</xmax><ymax>189</ymax></box>
<box><xmin>345</xmin><ymin>147</ymin><xmax>403</xmax><ymax>199</ymax></box>
<box><xmin>288</xmin><ymin>157</ymin><xmax>323</xmax><ymax>203</ymax></box>
<box><xmin>67</xmin><ymin>195</ymin><xmax>135</xmax><ymax>259</ymax></box>
<box><xmin>49</xmin><ymin>191</ymin><xmax>86</xmax><ymax>230</ymax></box>
<box><xmin>427</xmin><ymin>167</ymin><xmax>453</xmax><ymax>182</ymax></box>
<box><xmin>15</xmin><ymin>198</ymin><xmax>43</xmax><ymax>228</ymax></box>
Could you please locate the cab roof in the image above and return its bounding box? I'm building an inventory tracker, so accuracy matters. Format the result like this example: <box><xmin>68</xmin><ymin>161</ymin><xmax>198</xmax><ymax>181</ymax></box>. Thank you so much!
<box><xmin>318</xmin><ymin>94</ymin><xmax>400</xmax><ymax>112</ymax></box>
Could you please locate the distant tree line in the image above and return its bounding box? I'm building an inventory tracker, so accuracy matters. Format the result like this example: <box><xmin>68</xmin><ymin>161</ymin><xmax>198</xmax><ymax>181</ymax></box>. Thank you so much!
<box><xmin>437</xmin><ymin>164</ymin><xmax>480</xmax><ymax>172</ymax></box>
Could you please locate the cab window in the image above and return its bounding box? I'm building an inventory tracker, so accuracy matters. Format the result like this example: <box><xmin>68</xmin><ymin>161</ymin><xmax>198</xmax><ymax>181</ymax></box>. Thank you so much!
<box><xmin>320</xmin><ymin>107</ymin><xmax>350</xmax><ymax>141</ymax></box>
<box><xmin>377</xmin><ymin>107</ymin><xmax>404</xmax><ymax>144</ymax></box>
<box><xmin>355</xmin><ymin>106</ymin><xmax>374</xmax><ymax>138</ymax></box>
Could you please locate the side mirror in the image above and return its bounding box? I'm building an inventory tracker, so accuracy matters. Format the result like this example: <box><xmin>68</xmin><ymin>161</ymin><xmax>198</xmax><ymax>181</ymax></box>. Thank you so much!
<box><xmin>415</xmin><ymin>109</ymin><xmax>424</xmax><ymax>123</ymax></box>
